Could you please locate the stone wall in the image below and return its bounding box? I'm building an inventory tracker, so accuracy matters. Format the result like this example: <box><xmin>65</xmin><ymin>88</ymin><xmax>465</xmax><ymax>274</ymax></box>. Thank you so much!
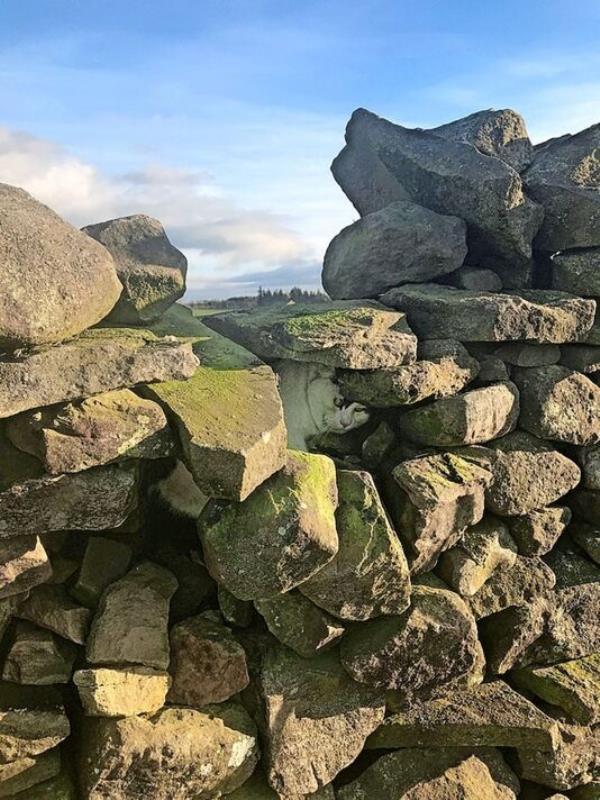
<box><xmin>0</xmin><ymin>106</ymin><xmax>598</xmax><ymax>799</ymax></box>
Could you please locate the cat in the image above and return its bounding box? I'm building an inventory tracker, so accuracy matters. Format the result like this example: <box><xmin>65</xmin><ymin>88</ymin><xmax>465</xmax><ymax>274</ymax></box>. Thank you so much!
<box><xmin>274</xmin><ymin>359</ymin><xmax>370</xmax><ymax>451</ymax></box>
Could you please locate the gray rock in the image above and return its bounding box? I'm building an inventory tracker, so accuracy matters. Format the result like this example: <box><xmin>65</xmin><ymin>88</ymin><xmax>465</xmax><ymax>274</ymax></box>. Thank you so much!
<box><xmin>560</xmin><ymin>344</ymin><xmax>600</xmax><ymax>373</ymax></box>
<box><xmin>83</xmin><ymin>214</ymin><xmax>187</xmax><ymax>323</ymax></box>
<box><xmin>508</xmin><ymin>507</ymin><xmax>572</xmax><ymax>555</ymax></box>
<box><xmin>494</xmin><ymin>342</ymin><xmax>560</xmax><ymax>367</ymax></box>
<box><xmin>361</xmin><ymin>421</ymin><xmax>397</xmax><ymax>468</ymax></box>
<box><xmin>255</xmin><ymin>592</ymin><xmax>344</xmax><ymax>657</ymax></box>
<box><xmin>571</xmin><ymin>522</ymin><xmax>600</xmax><ymax>564</ymax></box>
<box><xmin>70</xmin><ymin>537</ymin><xmax>132</xmax><ymax>608</ymax></box>
<box><xmin>524</xmin><ymin>123</ymin><xmax>600</xmax><ymax>252</ymax></box>
<box><xmin>0</xmin><ymin>183</ymin><xmax>121</xmax><ymax>347</ymax></box>
<box><xmin>380</xmin><ymin>284</ymin><xmax>595</xmax><ymax>343</ymax></box>
<box><xmin>552</xmin><ymin>248</ymin><xmax>600</xmax><ymax>296</ymax></box>
<box><xmin>446</xmin><ymin>265</ymin><xmax>503</xmax><ymax>291</ymax></box>
<box><xmin>17</xmin><ymin>585</ymin><xmax>91</xmax><ymax>644</ymax></box>
<box><xmin>2</xmin><ymin>621</ymin><xmax>77</xmax><ymax>685</ymax></box>
<box><xmin>0</xmin><ymin>536</ymin><xmax>50</xmax><ymax>599</ymax></box>
<box><xmin>322</xmin><ymin>200</ymin><xmax>467</xmax><ymax>299</ymax></box>
<box><xmin>467</xmin><ymin>555</ymin><xmax>556</xmax><ymax>619</ymax></box>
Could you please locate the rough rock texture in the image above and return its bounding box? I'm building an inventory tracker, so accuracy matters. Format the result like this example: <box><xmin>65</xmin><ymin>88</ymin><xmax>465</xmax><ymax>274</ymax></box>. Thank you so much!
<box><xmin>508</xmin><ymin>507</ymin><xmax>572</xmax><ymax>555</ymax></box>
<box><xmin>254</xmin><ymin>592</ymin><xmax>344</xmax><ymax>657</ymax></box>
<box><xmin>467</xmin><ymin>556</ymin><xmax>556</xmax><ymax>619</ymax></box>
<box><xmin>2</xmin><ymin>621</ymin><xmax>77</xmax><ymax>684</ymax></box>
<box><xmin>480</xmin><ymin>602</ymin><xmax>548</xmax><ymax>674</ymax></box>
<box><xmin>0</xmin><ymin>183</ymin><xmax>122</xmax><ymax>347</ymax></box>
<box><xmin>73</xmin><ymin>667</ymin><xmax>170</xmax><ymax>717</ymax></box>
<box><xmin>83</xmin><ymin>214</ymin><xmax>187</xmax><ymax>323</ymax></box>
<box><xmin>322</xmin><ymin>200</ymin><xmax>467</xmax><ymax>299</ymax></box>
<box><xmin>17</xmin><ymin>585</ymin><xmax>91</xmax><ymax>644</ymax></box>
<box><xmin>0</xmin><ymin>536</ymin><xmax>51</xmax><ymax>598</ymax></box>
<box><xmin>515</xmin><ymin>722</ymin><xmax>600</xmax><ymax>791</ymax></box>
<box><xmin>552</xmin><ymin>248</ymin><xmax>600</xmax><ymax>296</ymax></box>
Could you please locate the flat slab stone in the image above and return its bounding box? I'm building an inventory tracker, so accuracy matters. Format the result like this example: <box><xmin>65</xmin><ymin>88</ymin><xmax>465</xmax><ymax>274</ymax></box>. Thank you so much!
<box><xmin>206</xmin><ymin>300</ymin><xmax>417</xmax><ymax>369</ymax></box>
<box><xmin>0</xmin><ymin>536</ymin><xmax>50</xmax><ymax>599</ymax></box>
<box><xmin>254</xmin><ymin>592</ymin><xmax>344</xmax><ymax>657</ymax></box>
<box><xmin>0</xmin><ymin>683</ymin><xmax>69</xmax><ymax>764</ymax></box>
<box><xmin>6</xmin><ymin>389</ymin><xmax>174</xmax><ymax>474</ymax></box>
<box><xmin>0</xmin><ymin>326</ymin><xmax>198</xmax><ymax>419</ymax></box>
<box><xmin>380</xmin><ymin>284</ymin><xmax>595</xmax><ymax>343</ymax></box>
<box><xmin>367</xmin><ymin>680</ymin><xmax>558</xmax><ymax>750</ymax></box>
<box><xmin>2</xmin><ymin>621</ymin><xmax>77</xmax><ymax>685</ymax></box>
<box><xmin>143</xmin><ymin>305</ymin><xmax>286</xmax><ymax>502</ymax></box>
<box><xmin>17</xmin><ymin>585</ymin><xmax>91</xmax><ymax>644</ymax></box>
<box><xmin>467</xmin><ymin>555</ymin><xmax>556</xmax><ymax>619</ymax></box>
<box><xmin>0</xmin><ymin>748</ymin><xmax>61</xmax><ymax>798</ymax></box>
<box><xmin>552</xmin><ymin>248</ymin><xmax>600</xmax><ymax>297</ymax></box>
<box><xmin>200</xmin><ymin>450</ymin><xmax>338</xmax><ymax>600</ymax></box>
<box><xmin>73</xmin><ymin>666</ymin><xmax>170</xmax><ymax>717</ymax></box>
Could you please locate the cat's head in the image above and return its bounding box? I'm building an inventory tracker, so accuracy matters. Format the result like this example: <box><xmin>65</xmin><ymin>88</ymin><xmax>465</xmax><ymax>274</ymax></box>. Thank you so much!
<box><xmin>307</xmin><ymin>376</ymin><xmax>369</xmax><ymax>435</ymax></box>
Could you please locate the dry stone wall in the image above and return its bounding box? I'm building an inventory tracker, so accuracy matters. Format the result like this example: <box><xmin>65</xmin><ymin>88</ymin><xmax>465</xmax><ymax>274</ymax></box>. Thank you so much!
<box><xmin>0</xmin><ymin>106</ymin><xmax>597</xmax><ymax>800</ymax></box>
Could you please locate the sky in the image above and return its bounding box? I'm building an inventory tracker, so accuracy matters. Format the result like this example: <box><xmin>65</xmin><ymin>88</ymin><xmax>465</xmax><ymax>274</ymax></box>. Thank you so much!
<box><xmin>0</xmin><ymin>1</ymin><xmax>599</xmax><ymax>298</ymax></box>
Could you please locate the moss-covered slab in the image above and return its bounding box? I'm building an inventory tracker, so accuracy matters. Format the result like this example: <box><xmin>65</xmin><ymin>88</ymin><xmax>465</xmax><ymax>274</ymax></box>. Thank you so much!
<box><xmin>143</xmin><ymin>304</ymin><xmax>286</xmax><ymax>501</ymax></box>
<box><xmin>200</xmin><ymin>450</ymin><xmax>338</xmax><ymax>600</ymax></box>
<box><xmin>205</xmin><ymin>300</ymin><xmax>417</xmax><ymax>369</ymax></box>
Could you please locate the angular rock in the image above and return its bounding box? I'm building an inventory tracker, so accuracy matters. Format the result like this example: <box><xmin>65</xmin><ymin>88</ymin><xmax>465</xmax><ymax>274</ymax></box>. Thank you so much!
<box><xmin>83</xmin><ymin>214</ymin><xmax>187</xmax><ymax>323</ymax></box>
<box><xmin>514</xmin><ymin>365</ymin><xmax>600</xmax><ymax>445</ymax></box>
<box><xmin>545</xmin><ymin>542</ymin><xmax>600</xmax><ymax>589</ymax></box>
<box><xmin>485</xmin><ymin>432</ymin><xmax>581</xmax><ymax>515</ymax></box>
<box><xmin>255</xmin><ymin>592</ymin><xmax>344</xmax><ymax>657</ymax></box>
<box><xmin>380</xmin><ymin>284</ymin><xmax>595</xmax><ymax>343</ymax></box>
<box><xmin>17</xmin><ymin>585</ymin><xmax>91</xmax><ymax>644</ymax></box>
<box><xmin>144</xmin><ymin>305</ymin><xmax>286</xmax><ymax>502</ymax></box>
<box><xmin>332</xmin><ymin>108</ymin><xmax>542</xmax><ymax>287</ymax></box>
<box><xmin>0</xmin><ymin>683</ymin><xmax>69</xmax><ymax>764</ymax></box>
<box><xmin>479</xmin><ymin>602</ymin><xmax>548</xmax><ymax>674</ymax></box>
<box><xmin>524</xmin><ymin>123</ymin><xmax>600</xmax><ymax>252</ymax></box>
<box><xmin>0</xmin><ymin>749</ymin><xmax>61</xmax><ymax>798</ymax></box>
<box><xmin>73</xmin><ymin>666</ymin><xmax>170</xmax><ymax>717</ymax></box>
<box><xmin>86</xmin><ymin>561</ymin><xmax>177</xmax><ymax>670</ymax></box>
<box><xmin>512</xmin><ymin>653</ymin><xmax>600</xmax><ymax>725</ymax></box>
<box><xmin>168</xmin><ymin>615</ymin><xmax>249</xmax><ymax>706</ymax></box>
<box><xmin>437</xmin><ymin>516</ymin><xmax>518</xmax><ymax>596</ymax></box>
<box><xmin>571</xmin><ymin>522</ymin><xmax>600</xmax><ymax>564</ymax></box>
<box><xmin>322</xmin><ymin>200</ymin><xmax>467</xmax><ymax>299</ymax></box>
<box><xmin>300</xmin><ymin>470</ymin><xmax>410</xmax><ymax>620</ymax></box>
<box><xmin>0</xmin><ymin>183</ymin><xmax>121</xmax><ymax>347</ymax></box>
<box><xmin>467</xmin><ymin>556</ymin><xmax>556</xmax><ymax>619</ymax></box>
<box><xmin>78</xmin><ymin>703</ymin><xmax>258</xmax><ymax>800</ymax></box>
<box><xmin>7</xmin><ymin>390</ymin><xmax>174</xmax><ymax>474</ymax></box>
<box><xmin>431</xmin><ymin>108</ymin><xmax>533</xmax><ymax>171</ymax></box>
<box><xmin>552</xmin><ymin>248</ymin><xmax>600</xmax><ymax>297</ymax></box>
<box><xmin>206</xmin><ymin>300</ymin><xmax>417</xmax><ymax>369</ymax></box>
<box><xmin>2</xmin><ymin>621</ymin><xmax>77</xmax><ymax>684</ymax></box>
<box><xmin>367</xmin><ymin>680</ymin><xmax>558</xmax><ymax>750</ymax></box>
<box><xmin>200</xmin><ymin>451</ymin><xmax>338</xmax><ymax>600</ymax></box>
<box><xmin>258</xmin><ymin>645</ymin><xmax>384</xmax><ymax>797</ymax></box>
<box><xmin>0</xmin><ymin>537</ymin><xmax>50</xmax><ymax>599</ymax></box>
<box><xmin>386</xmin><ymin>451</ymin><xmax>492</xmax><ymax>573</ymax></box>
<box><xmin>397</xmin><ymin>381</ymin><xmax>519</xmax><ymax>446</ymax></box>
<box><xmin>0</xmin><ymin>326</ymin><xmax>198</xmax><ymax>420</ymax></box>
<box><xmin>339</xmin><ymin>340</ymin><xmax>479</xmax><ymax>407</ymax></box>
<box><xmin>446</xmin><ymin>265</ymin><xmax>503</xmax><ymax>291</ymax></box>
<box><xmin>340</xmin><ymin>585</ymin><xmax>484</xmax><ymax>699</ymax></box>
<box><xmin>71</xmin><ymin>537</ymin><xmax>132</xmax><ymax>608</ymax></box>
<box><xmin>509</xmin><ymin>507</ymin><xmax>572</xmax><ymax>555</ymax></box>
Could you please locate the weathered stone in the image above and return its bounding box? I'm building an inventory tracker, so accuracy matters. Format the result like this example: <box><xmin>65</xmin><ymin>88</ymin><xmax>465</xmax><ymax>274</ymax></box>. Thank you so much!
<box><xmin>0</xmin><ymin>537</ymin><xmax>50</xmax><ymax>599</ymax></box>
<box><xmin>584</xmin><ymin>313</ymin><xmax>600</xmax><ymax>345</ymax></box>
<box><xmin>397</xmin><ymin>381</ymin><xmax>519</xmax><ymax>446</ymax></box>
<box><xmin>545</xmin><ymin>542</ymin><xmax>600</xmax><ymax>589</ymax></box>
<box><xmin>78</xmin><ymin>703</ymin><xmax>258</xmax><ymax>800</ymax></box>
<box><xmin>514</xmin><ymin>365</ymin><xmax>600</xmax><ymax>445</ymax></box>
<box><xmin>467</xmin><ymin>556</ymin><xmax>556</xmax><ymax>619</ymax></box>
<box><xmin>447</xmin><ymin>265</ymin><xmax>503</xmax><ymax>291</ymax></box>
<box><xmin>509</xmin><ymin>507</ymin><xmax>572</xmax><ymax>555</ymax></box>
<box><xmin>367</xmin><ymin>680</ymin><xmax>558</xmax><ymax>750</ymax></box>
<box><xmin>258</xmin><ymin>645</ymin><xmax>384</xmax><ymax>797</ymax></box>
<box><xmin>552</xmin><ymin>248</ymin><xmax>600</xmax><ymax>296</ymax></box>
<box><xmin>168</xmin><ymin>615</ymin><xmax>248</xmax><ymax>706</ymax></box>
<box><xmin>560</xmin><ymin>344</ymin><xmax>600</xmax><ymax>373</ymax></box>
<box><xmin>86</xmin><ymin>561</ymin><xmax>177</xmax><ymax>670</ymax></box>
<box><xmin>255</xmin><ymin>592</ymin><xmax>344</xmax><ymax>657</ymax></box>
<box><xmin>331</xmin><ymin>108</ymin><xmax>542</xmax><ymax>287</ymax></box>
<box><xmin>73</xmin><ymin>666</ymin><xmax>170</xmax><ymax>717</ymax></box>
<box><xmin>300</xmin><ymin>470</ymin><xmax>410</xmax><ymax>620</ymax></box>
<box><xmin>338</xmin><ymin>747</ymin><xmax>519</xmax><ymax>800</ymax></box>
<box><xmin>83</xmin><ymin>214</ymin><xmax>187</xmax><ymax>323</ymax></box>
<box><xmin>226</xmin><ymin>771</ymin><xmax>335</xmax><ymax>800</ymax></box>
<box><xmin>17</xmin><ymin>585</ymin><xmax>90</xmax><ymax>644</ymax></box>
<box><xmin>479</xmin><ymin>601</ymin><xmax>548</xmax><ymax>674</ymax></box>
<box><xmin>339</xmin><ymin>340</ymin><xmax>479</xmax><ymax>407</ymax></box>
<box><xmin>437</xmin><ymin>516</ymin><xmax>518</xmax><ymax>596</ymax></box>
<box><xmin>524</xmin><ymin>123</ymin><xmax>600</xmax><ymax>252</ymax></box>
<box><xmin>206</xmin><ymin>300</ymin><xmax>417</xmax><ymax>369</ymax></box>
<box><xmin>0</xmin><ymin>326</ymin><xmax>198</xmax><ymax>420</ymax></box>
<box><xmin>0</xmin><ymin>749</ymin><xmax>61</xmax><ymax>798</ymax></box>
<box><xmin>571</xmin><ymin>523</ymin><xmax>600</xmax><ymax>564</ymax></box>
<box><xmin>0</xmin><ymin>436</ymin><xmax>139</xmax><ymax>537</ymax></box>
<box><xmin>200</xmin><ymin>451</ymin><xmax>338</xmax><ymax>600</ymax></box>
<box><xmin>0</xmin><ymin>183</ymin><xmax>121</xmax><ymax>347</ymax></box>
<box><xmin>485</xmin><ymin>432</ymin><xmax>581</xmax><ymax>516</ymax></box>
<box><xmin>2</xmin><ymin>622</ymin><xmax>77</xmax><ymax>685</ymax></box>
<box><xmin>431</xmin><ymin>108</ymin><xmax>533</xmax><ymax>171</ymax></box>
<box><xmin>512</xmin><ymin>653</ymin><xmax>600</xmax><ymax>725</ymax></box>
<box><xmin>144</xmin><ymin>305</ymin><xmax>286</xmax><ymax>502</ymax></box>
<box><xmin>71</xmin><ymin>537</ymin><xmax>132</xmax><ymax>608</ymax></box>
<box><xmin>152</xmin><ymin>541</ymin><xmax>215</xmax><ymax>622</ymax></box>
<box><xmin>340</xmin><ymin>586</ymin><xmax>484</xmax><ymax>698</ymax></box>
<box><xmin>476</xmin><ymin>354</ymin><xmax>511</xmax><ymax>383</ymax></box>
<box><xmin>7</xmin><ymin>390</ymin><xmax>174</xmax><ymax>474</ymax></box>
<box><xmin>494</xmin><ymin>343</ymin><xmax>561</xmax><ymax>367</ymax></box>
<box><xmin>386</xmin><ymin>451</ymin><xmax>492</xmax><ymax>573</ymax></box>
<box><xmin>578</xmin><ymin>446</ymin><xmax>600</xmax><ymax>493</ymax></box>
<box><xmin>0</xmin><ymin>683</ymin><xmax>69</xmax><ymax>765</ymax></box>
<box><xmin>13</xmin><ymin>771</ymin><xmax>76</xmax><ymax>799</ymax></box>
<box><xmin>218</xmin><ymin>586</ymin><xmax>254</xmax><ymax>628</ymax></box>
<box><xmin>322</xmin><ymin>200</ymin><xmax>467</xmax><ymax>299</ymax></box>
<box><xmin>361</xmin><ymin>421</ymin><xmax>397</xmax><ymax>468</ymax></box>
<box><xmin>380</xmin><ymin>284</ymin><xmax>595</xmax><ymax>343</ymax></box>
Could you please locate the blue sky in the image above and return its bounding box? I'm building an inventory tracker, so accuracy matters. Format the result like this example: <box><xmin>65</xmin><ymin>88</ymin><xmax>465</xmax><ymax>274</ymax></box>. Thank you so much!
<box><xmin>1</xmin><ymin>0</ymin><xmax>599</xmax><ymax>297</ymax></box>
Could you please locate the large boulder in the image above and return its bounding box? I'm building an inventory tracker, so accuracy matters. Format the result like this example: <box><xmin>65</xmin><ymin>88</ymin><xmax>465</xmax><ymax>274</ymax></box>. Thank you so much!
<box><xmin>83</xmin><ymin>214</ymin><xmax>187</xmax><ymax>323</ymax></box>
<box><xmin>523</xmin><ymin>123</ymin><xmax>600</xmax><ymax>252</ymax></box>
<box><xmin>322</xmin><ymin>200</ymin><xmax>467</xmax><ymax>299</ymax></box>
<box><xmin>0</xmin><ymin>183</ymin><xmax>121</xmax><ymax>347</ymax></box>
<box><xmin>380</xmin><ymin>284</ymin><xmax>595</xmax><ymax>343</ymax></box>
<box><xmin>331</xmin><ymin>108</ymin><xmax>543</xmax><ymax>287</ymax></box>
